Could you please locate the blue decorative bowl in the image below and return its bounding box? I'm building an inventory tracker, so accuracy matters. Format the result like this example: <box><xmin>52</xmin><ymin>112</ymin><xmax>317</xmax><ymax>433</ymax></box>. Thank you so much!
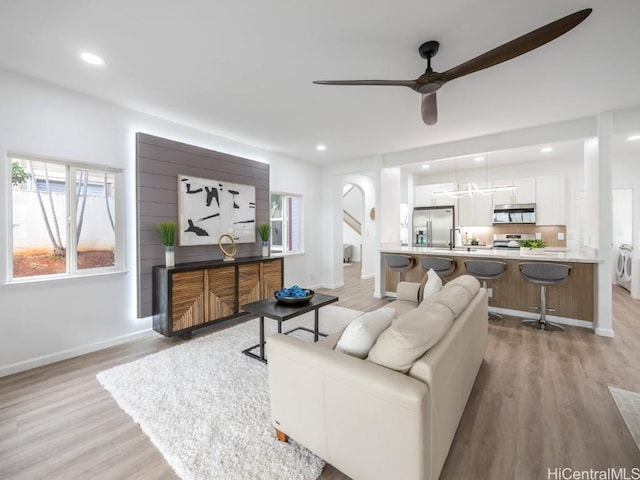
<box><xmin>274</xmin><ymin>289</ymin><xmax>315</xmax><ymax>304</ymax></box>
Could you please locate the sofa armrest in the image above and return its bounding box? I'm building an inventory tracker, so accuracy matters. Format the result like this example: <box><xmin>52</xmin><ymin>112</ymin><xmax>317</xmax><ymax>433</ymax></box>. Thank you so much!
<box><xmin>396</xmin><ymin>281</ymin><xmax>420</xmax><ymax>305</ymax></box>
<box><xmin>267</xmin><ymin>334</ymin><xmax>430</xmax><ymax>480</ymax></box>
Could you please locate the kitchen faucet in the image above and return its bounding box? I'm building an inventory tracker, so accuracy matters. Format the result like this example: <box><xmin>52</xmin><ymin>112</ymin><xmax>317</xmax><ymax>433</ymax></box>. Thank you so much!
<box><xmin>449</xmin><ymin>228</ymin><xmax>461</xmax><ymax>250</ymax></box>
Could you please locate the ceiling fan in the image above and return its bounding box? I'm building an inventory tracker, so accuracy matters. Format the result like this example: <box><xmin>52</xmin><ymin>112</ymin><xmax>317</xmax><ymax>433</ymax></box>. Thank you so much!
<box><xmin>313</xmin><ymin>9</ymin><xmax>592</xmax><ymax>125</ymax></box>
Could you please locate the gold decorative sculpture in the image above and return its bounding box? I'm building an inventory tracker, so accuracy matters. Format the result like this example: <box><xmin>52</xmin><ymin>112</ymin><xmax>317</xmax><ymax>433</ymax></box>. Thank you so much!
<box><xmin>218</xmin><ymin>233</ymin><xmax>238</xmax><ymax>261</ymax></box>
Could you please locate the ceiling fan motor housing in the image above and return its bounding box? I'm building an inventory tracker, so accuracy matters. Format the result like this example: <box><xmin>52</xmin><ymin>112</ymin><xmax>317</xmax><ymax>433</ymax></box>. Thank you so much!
<box><xmin>419</xmin><ymin>40</ymin><xmax>440</xmax><ymax>59</ymax></box>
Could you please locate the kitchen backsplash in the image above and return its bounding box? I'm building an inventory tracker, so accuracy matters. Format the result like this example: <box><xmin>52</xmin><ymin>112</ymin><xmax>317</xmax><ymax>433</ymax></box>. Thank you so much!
<box><xmin>460</xmin><ymin>225</ymin><xmax>567</xmax><ymax>247</ymax></box>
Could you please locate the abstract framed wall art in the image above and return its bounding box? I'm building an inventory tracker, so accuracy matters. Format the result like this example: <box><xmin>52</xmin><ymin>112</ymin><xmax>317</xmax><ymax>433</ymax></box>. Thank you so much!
<box><xmin>177</xmin><ymin>174</ymin><xmax>256</xmax><ymax>246</ymax></box>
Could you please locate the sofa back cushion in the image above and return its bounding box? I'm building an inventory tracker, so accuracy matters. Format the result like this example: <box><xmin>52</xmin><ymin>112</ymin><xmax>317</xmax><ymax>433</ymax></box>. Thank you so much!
<box><xmin>442</xmin><ymin>274</ymin><xmax>480</xmax><ymax>297</ymax></box>
<box><xmin>334</xmin><ymin>308</ymin><xmax>395</xmax><ymax>359</ymax></box>
<box><xmin>433</xmin><ymin>275</ymin><xmax>480</xmax><ymax>319</ymax></box>
<box><xmin>366</xmin><ymin>302</ymin><xmax>454</xmax><ymax>373</ymax></box>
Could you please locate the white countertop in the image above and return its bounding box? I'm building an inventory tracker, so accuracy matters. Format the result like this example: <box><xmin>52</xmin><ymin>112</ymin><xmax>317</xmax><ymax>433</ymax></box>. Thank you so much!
<box><xmin>380</xmin><ymin>244</ymin><xmax>601</xmax><ymax>264</ymax></box>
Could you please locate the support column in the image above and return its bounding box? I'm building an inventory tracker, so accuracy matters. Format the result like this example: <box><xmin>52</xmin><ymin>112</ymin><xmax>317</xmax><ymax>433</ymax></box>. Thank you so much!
<box><xmin>376</xmin><ymin>166</ymin><xmax>401</xmax><ymax>298</ymax></box>
<box><xmin>595</xmin><ymin>112</ymin><xmax>614</xmax><ymax>336</ymax></box>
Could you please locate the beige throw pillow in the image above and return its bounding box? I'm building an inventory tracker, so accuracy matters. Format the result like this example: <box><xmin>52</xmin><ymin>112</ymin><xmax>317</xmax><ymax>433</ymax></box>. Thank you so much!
<box><xmin>418</xmin><ymin>268</ymin><xmax>443</xmax><ymax>303</ymax></box>
<box><xmin>366</xmin><ymin>302</ymin><xmax>454</xmax><ymax>373</ymax></box>
<box><xmin>335</xmin><ymin>308</ymin><xmax>395</xmax><ymax>359</ymax></box>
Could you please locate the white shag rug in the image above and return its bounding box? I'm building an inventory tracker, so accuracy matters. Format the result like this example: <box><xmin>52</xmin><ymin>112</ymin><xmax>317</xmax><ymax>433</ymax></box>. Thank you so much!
<box><xmin>609</xmin><ymin>386</ymin><xmax>640</xmax><ymax>452</ymax></box>
<box><xmin>97</xmin><ymin>305</ymin><xmax>362</xmax><ymax>480</ymax></box>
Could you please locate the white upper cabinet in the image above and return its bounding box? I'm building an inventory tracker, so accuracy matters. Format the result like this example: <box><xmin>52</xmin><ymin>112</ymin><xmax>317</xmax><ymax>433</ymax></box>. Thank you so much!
<box><xmin>535</xmin><ymin>175</ymin><xmax>567</xmax><ymax>225</ymax></box>
<box><xmin>457</xmin><ymin>182</ymin><xmax>493</xmax><ymax>226</ymax></box>
<box><xmin>416</xmin><ymin>175</ymin><xmax>567</xmax><ymax>227</ymax></box>
<box><xmin>414</xmin><ymin>183</ymin><xmax>456</xmax><ymax>206</ymax></box>
<box><xmin>491</xmin><ymin>179</ymin><xmax>515</xmax><ymax>205</ymax></box>
<box><xmin>492</xmin><ymin>177</ymin><xmax>536</xmax><ymax>205</ymax></box>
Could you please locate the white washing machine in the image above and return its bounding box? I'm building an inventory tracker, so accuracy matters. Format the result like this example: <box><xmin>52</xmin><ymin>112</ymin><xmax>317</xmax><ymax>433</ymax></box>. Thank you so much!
<box><xmin>617</xmin><ymin>244</ymin><xmax>633</xmax><ymax>292</ymax></box>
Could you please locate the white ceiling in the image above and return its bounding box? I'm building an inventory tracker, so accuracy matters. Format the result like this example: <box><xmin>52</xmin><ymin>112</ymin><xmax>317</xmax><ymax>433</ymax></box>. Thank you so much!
<box><xmin>1</xmin><ymin>1</ymin><xmax>639</xmax><ymax>163</ymax></box>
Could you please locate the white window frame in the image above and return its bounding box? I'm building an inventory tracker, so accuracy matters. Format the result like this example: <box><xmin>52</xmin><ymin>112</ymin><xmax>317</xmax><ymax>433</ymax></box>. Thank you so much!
<box><xmin>270</xmin><ymin>192</ymin><xmax>303</xmax><ymax>255</ymax></box>
<box><xmin>5</xmin><ymin>153</ymin><xmax>125</xmax><ymax>284</ymax></box>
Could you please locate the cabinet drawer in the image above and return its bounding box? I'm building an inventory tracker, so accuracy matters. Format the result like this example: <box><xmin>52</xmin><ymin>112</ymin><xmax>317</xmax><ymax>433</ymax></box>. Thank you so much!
<box><xmin>171</xmin><ymin>271</ymin><xmax>205</xmax><ymax>332</ymax></box>
<box><xmin>207</xmin><ymin>266</ymin><xmax>236</xmax><ymax>321</ymax></box>
<box><xmin>261</xmin><ymin>260</ymin><xmax>283</xmax><ymax>298</ymax></box>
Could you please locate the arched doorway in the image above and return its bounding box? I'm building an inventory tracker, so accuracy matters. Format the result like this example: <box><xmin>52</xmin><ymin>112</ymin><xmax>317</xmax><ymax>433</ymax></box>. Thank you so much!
<box><xmin>342</xmin><ymin>183</ymin><xmax>364</xmax><ymax>284</ymax></box>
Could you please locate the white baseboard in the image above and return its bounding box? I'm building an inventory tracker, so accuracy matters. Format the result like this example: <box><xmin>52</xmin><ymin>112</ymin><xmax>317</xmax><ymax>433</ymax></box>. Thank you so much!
<box><xmin>490</xmin><ymin>307</ymin><xmax>594</xmax><ymax>331</ymax></box>
<box><xmin>360</xmin><ymin>273</ymin><xmax>375</xmax><ymax>280</ymax></box>
<box><xmin>594</xmin><ymin>327</ymin><xmax>615</xmax><ymax>337</ymax></box>
<box><xmin>317</xmin><ymin>282</ymin><xmax>345</xmax><ymax>290</ymax></box>
<box><xmin>0</xmin><ymin>328</ymin><xmax>153</xmax><ymax>378</ymax></box>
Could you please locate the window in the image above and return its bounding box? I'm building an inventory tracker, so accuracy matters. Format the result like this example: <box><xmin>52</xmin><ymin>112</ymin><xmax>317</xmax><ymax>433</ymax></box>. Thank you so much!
<box><xmin>9</xmin><ymin>155</ymin><xmax>123</xmax><ymax>281</ymax></box>
<box><xmin>270</xmin><ymin>193</ymin><xmax>302</xmax><ymax>254</ymax></box>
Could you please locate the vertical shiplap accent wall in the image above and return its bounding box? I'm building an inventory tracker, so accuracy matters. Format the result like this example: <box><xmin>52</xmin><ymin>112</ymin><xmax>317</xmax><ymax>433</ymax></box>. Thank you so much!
<box><xmin>136</xmin><ymin>133</ymin><xmax>270</xmax><ymax>318</ymax></box>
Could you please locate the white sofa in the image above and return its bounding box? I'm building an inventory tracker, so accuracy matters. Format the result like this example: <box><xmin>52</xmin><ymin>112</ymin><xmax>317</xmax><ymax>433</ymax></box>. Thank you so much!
<box><xmin>267</xmin><ymin>275</ymin><xmax>488</xmax><ymax>480</ymax></box>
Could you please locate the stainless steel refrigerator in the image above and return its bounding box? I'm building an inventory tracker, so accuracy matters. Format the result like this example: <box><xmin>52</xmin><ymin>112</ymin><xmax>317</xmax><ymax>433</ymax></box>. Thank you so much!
<box><xmin>412</xmin><ymin>206</ymin><xmax>455</xmax><ymax>247</ymax></box>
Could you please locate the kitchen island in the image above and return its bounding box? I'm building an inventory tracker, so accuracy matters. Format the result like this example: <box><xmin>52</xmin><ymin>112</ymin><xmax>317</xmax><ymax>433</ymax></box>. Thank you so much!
<box><xmin>381</xmin><ymin>244</ymin><xmax>601</xmax><ymax>326</ymax></box>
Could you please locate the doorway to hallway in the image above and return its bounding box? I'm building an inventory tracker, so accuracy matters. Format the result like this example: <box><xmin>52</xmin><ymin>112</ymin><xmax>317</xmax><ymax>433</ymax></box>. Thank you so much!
<box><xmin>343</xmin><ymin>183</ymin><xmax>363</xmax><ymax>284</ymax></box>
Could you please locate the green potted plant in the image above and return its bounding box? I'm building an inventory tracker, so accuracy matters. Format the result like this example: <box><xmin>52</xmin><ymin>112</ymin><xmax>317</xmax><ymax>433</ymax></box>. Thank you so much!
<box><xmin>257</xmin><ymin>223</ymin><xmax>270</xmax><ymax>257</ymax></box>
<box><xmin>519</xmin><ymin>239</ymin><xmax>546</xmax><ymax>254</ymax></box>
<box><xmin>156</xmin><ymin>221</ymin><xmax>177</xmax><ymax>266</ymax></box>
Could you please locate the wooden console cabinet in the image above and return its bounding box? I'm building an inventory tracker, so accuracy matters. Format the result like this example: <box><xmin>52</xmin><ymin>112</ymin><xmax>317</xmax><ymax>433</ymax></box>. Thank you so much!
<box><xmin>153</xmin><ymin>256</ymin><xmax>283</xmax><ymax>338</ymax></box>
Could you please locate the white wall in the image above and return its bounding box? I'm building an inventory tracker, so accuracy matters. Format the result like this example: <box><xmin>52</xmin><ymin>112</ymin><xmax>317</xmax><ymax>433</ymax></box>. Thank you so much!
<box><xmin>583</xmin><ymin>138</ymin><xmax>600</xmax><ymax>249</ymax></box>
<box><xmin>0</xmin><ymin>70</ymin><xmax>320</xmax><ymax>376</ymax></box>
<box><xmin>612</xmin><ymin>189</ymin><xmax>633</xmax><ymax>246</ymax></box>
<box><xmin>268</xmin><ymin>155</ymin><xmax>322</xmax><ymax>288</ymax></box>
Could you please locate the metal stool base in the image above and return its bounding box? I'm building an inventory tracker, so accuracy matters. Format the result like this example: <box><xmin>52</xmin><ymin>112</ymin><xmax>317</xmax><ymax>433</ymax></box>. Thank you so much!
<box><xmin>521</xmin><ymin>319</ymin><xmax>565</xmax><ymax>331</ymax></box>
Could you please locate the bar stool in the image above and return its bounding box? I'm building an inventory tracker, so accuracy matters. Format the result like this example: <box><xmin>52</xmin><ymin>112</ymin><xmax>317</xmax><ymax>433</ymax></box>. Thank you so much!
<box><xmin>420</xmin><ymin>257</ymin><xmax>456</xmax><ymax>281</ymax></box>
<box><xmin>519</xmin><ymin>262</ymin><xmax>572</xmax><ymax>331</ymax></box>
<box><xmin>383</xmin><ymin>254</ymin><xmax>414</xmax><ymax>283</ymax></box>
<box><xmin>464</xmin><ymin>260</ymin><xmax>507</xmax><ymax>319</ymax></box>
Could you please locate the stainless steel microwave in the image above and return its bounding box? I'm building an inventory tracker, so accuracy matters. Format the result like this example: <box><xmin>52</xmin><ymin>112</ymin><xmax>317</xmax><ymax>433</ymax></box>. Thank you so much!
<box><xmin>492</xmin><ymin>203</ymin><xmax>536</xmax><ymax>224</ymax></box>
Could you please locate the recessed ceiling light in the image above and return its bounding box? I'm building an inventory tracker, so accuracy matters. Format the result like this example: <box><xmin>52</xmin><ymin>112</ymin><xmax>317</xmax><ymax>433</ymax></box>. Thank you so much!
<box><xmin>474</xmin><ymin>156</ymin><xmax>484</xmax><ymax>162</ymax></box>
<box><xmin>541</xmin><ymin>147</ymin><xmax>553</xmax><ymax>153</ymax></box>
<box><xmin>80</xmin><ymin>52</ymin><xmax>105</xmax><ymax>66</ymax></box>
<box><xmin>316</xmin><ymin>144</ymin><xmax>326</xmax><ymax>151</ymax></box>
<box><xmin>627</xmin><ymin>134</ymin><xmax>640</xmax><ymax>141</ymax></box>
<box><xmin>421</xmin><ymin>164</ymin><xmax>430</xmax><ymax>169</ymax></box>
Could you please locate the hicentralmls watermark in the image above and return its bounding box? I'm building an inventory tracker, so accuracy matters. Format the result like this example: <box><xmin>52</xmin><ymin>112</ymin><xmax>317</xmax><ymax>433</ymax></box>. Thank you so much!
<box><xmin>547</xmin><ymin>468</ymin><xmax>640</xmax><ymax>480</ymax></box>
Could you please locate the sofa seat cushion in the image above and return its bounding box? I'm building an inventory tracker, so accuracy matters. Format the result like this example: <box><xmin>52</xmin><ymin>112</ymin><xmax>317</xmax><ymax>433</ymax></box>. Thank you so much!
<box><xmin>335</xmin><ymin>308</ymin><xmax>395</xmax><ymax>359</ymax></box>
<box><xmin>366</xmin><ymin>302</ymin><xmax>454</xmax><ymax>373</ymax></box>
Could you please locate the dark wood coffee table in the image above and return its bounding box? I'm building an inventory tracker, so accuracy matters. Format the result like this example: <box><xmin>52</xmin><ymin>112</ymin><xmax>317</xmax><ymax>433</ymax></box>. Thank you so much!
<box><xmin>241</xmin><ymin>293</ymin><xmax>339</xmax><ymax>363</ymax></box>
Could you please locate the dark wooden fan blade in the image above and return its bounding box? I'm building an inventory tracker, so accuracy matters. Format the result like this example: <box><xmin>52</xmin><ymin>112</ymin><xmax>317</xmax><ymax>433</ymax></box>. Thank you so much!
<box><xmin>442</xmin><ymin>8</ymin><xmax>592</xmax><ymax>82</ymax></box>
<box><xmin>421</xmin><ymin>92</ymin><xmax>438</xmax><ymax>125</ymax></box>
<box><xmin>313</xmin><ymin>79</ymin><xmax>419</xmax><ymax>89</ymax></box>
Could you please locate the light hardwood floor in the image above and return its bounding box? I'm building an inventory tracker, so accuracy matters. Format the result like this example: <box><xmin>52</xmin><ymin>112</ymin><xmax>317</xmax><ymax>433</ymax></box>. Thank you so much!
<box><xmin>1</xmin><ymin>265</ymin><xmax>639</xmax><ymax>479</ymax></box>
